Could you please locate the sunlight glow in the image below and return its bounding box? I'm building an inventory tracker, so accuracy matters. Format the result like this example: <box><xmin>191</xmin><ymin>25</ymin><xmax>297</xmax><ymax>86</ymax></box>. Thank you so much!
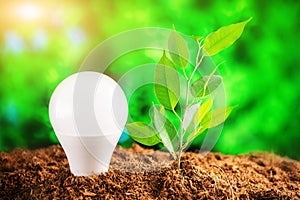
<box><xmin>17</xmin><ymin>3</ymin><xmax>43</xmax><ymax>20</ymax></box>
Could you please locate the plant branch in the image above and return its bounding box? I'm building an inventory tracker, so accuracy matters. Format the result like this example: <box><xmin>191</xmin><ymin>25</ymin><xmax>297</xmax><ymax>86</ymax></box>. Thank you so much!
<box><xmin>190</xmin><ymin>40</ymin><xmax>204</xmax><ymax>82</ymax></box>
<box><xmin>172</xmin><ymin>108</ymin><xmax>182</xmax><ymax>122</ymax></box>
<box><xmin>201</xmin><ymin>61</ymin><xmax>224</xmax><ymax>98</ymax></box>
<box><xmin>183</xmin><ymin>68</ymin><xmax>188</xmax><ymax>80</ymax></box>
<box><xmin>190</xmin><ymin>56</ymin><xmax>203</xmax><ymax>83</ymax></box>
<box><xmin>177</xmin><ymin>78</ymin><xmax>189</xmax><ymax>169</ymax></box>
<box><xmin>195</xmin><ymin>40</ymin><xmax>202</xmax><ymax>66</ymax></box>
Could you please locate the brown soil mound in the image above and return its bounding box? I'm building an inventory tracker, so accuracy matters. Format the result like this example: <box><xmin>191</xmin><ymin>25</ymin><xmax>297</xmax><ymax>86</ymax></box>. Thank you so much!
<box><xmin>0</xmin><ymin>144</ymin><xmax>299</xmax><ymax>199</ymax></box>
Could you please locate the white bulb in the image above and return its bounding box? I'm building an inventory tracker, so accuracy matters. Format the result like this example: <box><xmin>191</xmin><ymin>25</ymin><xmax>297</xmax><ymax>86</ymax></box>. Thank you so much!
<box><xmin>49</xmin><ymin>71</ymin><xmax>128</xmax><ymax>176</ymax></box>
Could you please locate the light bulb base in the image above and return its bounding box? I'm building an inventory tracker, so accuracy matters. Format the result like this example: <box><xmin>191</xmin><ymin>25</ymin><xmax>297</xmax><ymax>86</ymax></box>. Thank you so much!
<box><xmin>56</xmin><ymin>134</ymin><xmax>119</xmax><ymax>176</ymax></box>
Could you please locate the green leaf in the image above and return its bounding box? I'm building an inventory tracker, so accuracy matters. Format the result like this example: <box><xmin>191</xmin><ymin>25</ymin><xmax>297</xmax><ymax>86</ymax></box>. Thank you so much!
<box><xmin>154</xmin><ymin>51</ymin><xmax>180</xmax><ymax>110</ymax></box>
<box><xmin>126</xmin><ymin>122</ymin><xmax>161</xmax><ymax>146</ymax></box>
<box><xmin>152</xmin><ymin>105</ymin><xmax>179</xmax><ymax>155</ymax></box>
<box><xmin>202</xmin><ymin>106</ymin><xmax>236</xmax><ymax>129</ymax></box>
<box><xmin>183</xmin><ymin>126</ymin><xmax>206</xmax><ymax>150</ymax></box>
<box><xmin>168</xmin><ymin>27</ymin><xmax>189</xmax><ymax>68</ymax></box>
<box><xmin>203</xmin><ymin>18</ymin><xmax>252</xmax><ymax>56</ymax></box>
<box><xmin>191</xmin><ymin>75</ymin><xmax>222</xmax><ymax>98</ymax></box>
<box><xmin>182</xmin><ymin>103</ymin><xmax>200</xmax><ymax>131</ymax></box>
<box><xmin>183</xmin><ymin>105</ymin><xmax>235</xmax><ymax>150</ymax></box>
<box><xmin>193</xmin><ymin>97</ymin><xmax>213</xmax><ymax>126</ymax></box>
<box><xmin>191</xmin><ymin>63</ymin><xmax>222</xmax><ymax>99</ymax></box>
<box><xmin>182</xmin><ymin>103</ymin><xmax>200</xmax><ymax>147</ymax></box>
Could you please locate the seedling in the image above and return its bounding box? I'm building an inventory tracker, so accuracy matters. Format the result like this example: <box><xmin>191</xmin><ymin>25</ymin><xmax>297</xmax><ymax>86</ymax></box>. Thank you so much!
<box><xmin>126</xmin><ymin>18</ymin><xmax>251</xmax><ymax>169</ymax></box>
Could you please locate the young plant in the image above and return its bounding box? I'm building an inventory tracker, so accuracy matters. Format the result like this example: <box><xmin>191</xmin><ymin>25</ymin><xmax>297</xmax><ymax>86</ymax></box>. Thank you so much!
<box><xmin>126</xmin><ymin>18</ymin><xmax>251</xmax><ymax>169</ymax></box>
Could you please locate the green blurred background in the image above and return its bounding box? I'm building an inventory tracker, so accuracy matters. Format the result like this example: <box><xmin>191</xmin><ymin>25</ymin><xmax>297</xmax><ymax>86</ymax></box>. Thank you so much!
<box><xmin>0</xmin><ymin>0</ymin><xmax>299</xmax><ymax>160</ymax></box>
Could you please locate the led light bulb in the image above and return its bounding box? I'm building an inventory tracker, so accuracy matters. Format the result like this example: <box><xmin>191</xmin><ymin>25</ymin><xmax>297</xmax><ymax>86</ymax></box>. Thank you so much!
<box><xmin>49</xmin><ymin>71</ymin><xmax>128</xmax><ymax>176</ymax></box>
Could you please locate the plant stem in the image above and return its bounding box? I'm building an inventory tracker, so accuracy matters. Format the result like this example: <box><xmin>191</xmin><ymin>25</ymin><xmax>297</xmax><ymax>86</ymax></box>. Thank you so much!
<box><xmin>172</xmin><ymin>109</ymin><xmax>182</xmax><ymax>123</ymax></box>
<box><xmin>190</xmin><ymin>56</ymin><xmax>204</xmax><ymax>83</ymax></box>
<box><xmin>190</xmin><ymin>41</ymin><xmax>204</xmax><ymax>82</ymax></box>
<box><xmin>183</xmin><ymin>68</ymin><xmax>189</xmax><ymax>80</ymax></box>
<box><xmin>177</xmin><ymin>70</ymin><xmax>190</xmax><ymax>170</ymax></box>
<box><xmin>177</xmin><ymin>41</ymin><xmax>204</xmax><ymax>170</ymax></box>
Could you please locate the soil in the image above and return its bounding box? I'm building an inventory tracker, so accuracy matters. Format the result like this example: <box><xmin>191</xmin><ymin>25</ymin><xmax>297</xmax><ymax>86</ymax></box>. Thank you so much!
<box><xmin>0</xmin><ymin>144</ymin><xmax>299</xmax><ymax>200</ymax></box>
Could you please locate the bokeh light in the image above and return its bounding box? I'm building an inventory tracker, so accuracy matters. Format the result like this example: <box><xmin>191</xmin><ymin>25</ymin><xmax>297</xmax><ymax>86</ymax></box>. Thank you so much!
<box><xmin>17</xmin><ymin>3</ymin><xmax>43</xmax><ymax>21</ymax></box>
